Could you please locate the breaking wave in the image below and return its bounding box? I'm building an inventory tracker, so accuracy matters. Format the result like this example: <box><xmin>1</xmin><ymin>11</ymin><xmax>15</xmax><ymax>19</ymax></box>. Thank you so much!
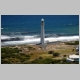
<box><xmin>1</xmin><ymin>34</ymin><xmax>79</xmax><ymax>46</ymax></box>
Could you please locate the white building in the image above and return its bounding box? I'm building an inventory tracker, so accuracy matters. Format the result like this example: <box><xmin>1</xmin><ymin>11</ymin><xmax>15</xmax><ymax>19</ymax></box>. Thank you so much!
<box><xmin>66</xmin><ymin>54</ymin><xmax>79</xmax><ymax>62</ymax></box>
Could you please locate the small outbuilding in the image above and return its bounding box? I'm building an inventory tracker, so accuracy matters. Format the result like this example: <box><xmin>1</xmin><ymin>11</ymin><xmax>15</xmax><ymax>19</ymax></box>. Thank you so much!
<box><xmin>66</xmin><ymin>54</ymin><xmax>79</xmax><ymax>62</ymax></box>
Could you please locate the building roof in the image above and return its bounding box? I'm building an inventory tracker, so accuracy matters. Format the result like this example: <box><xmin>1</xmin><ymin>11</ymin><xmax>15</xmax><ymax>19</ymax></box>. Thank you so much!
<box><xmin>69</xmin><ymin>54</ymin><xmax>79</xmax><ymax>59</ymax></box>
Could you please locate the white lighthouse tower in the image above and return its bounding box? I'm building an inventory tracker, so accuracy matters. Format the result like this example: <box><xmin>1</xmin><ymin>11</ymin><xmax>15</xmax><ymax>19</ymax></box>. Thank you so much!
<box><xmin>41</xmin><ymin>18</ymin><xmax>45</xmax><ymax>45</ymax></box>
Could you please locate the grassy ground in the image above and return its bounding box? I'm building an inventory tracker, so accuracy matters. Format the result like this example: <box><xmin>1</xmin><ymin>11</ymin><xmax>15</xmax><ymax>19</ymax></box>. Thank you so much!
<box><xmin>1</xmin><ymin>41</ymin><xmax>79</xmax><ymax>64</ymax></box>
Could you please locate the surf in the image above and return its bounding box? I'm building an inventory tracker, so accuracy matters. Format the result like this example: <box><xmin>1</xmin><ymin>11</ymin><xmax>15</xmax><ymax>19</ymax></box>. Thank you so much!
<box><xmin>1</xmin><ymin>35</ymin><xmax>79</xmax><ymax>46</ymax></box>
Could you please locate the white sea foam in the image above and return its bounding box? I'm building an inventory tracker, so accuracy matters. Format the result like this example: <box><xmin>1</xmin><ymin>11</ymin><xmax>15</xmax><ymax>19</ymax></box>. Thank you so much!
<box><xmin>1</xmin><ymin>35</ymin><xmax>11</xmax><ymax>40</ymax></box>
<box><xmin>1</xmin><ymin>35</ymin><xmax>79</xmax><ymax>46</ymax></box>
<box><xmin>46</xmin><ymin>36</ymin><xmax>79</xmax><ymax>42</ymax></box>
<box><xmin>23</xmin><ymin>35</ymin><xmax>37</xmax><ymax>40</ymax></box>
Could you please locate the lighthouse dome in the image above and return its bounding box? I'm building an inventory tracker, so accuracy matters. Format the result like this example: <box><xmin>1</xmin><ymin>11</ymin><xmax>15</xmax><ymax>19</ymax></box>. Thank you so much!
<box><xmin>41</xmin><ymin>18</ymin><xmax>44</xmax><ymax>21</ymax></box>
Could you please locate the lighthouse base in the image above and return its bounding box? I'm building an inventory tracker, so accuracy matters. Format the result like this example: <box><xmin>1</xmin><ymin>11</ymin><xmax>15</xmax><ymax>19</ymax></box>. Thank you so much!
<box><xmin>40</xmin><ymin>44</ymin><xmax>47</xmax><ymax>50</ymax></box>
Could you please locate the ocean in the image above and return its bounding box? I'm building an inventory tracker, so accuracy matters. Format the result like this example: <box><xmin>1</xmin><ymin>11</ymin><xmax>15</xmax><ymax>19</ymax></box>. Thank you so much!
<box><xmin>1</xmin><ymin>15</ymin><xmax>79</xmax><ymax>46</ymax></box>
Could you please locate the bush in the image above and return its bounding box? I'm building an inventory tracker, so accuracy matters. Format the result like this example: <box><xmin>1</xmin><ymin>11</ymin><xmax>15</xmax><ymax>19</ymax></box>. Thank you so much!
<box><xmin>1</xmin><ymin>59</ymin><xmax>11</xmax><ymax>64</ymax></box>
<box><xmin>63</xmin><ymin>55</ymin><xmax>66</xmax><ymax>57</ymax></box>
<box><xmin>75</xmin><ymin>41</ymin><xmax>79</xmax><ymax>45</ymax></box>
<box><xmin>65</xmin><ymin>41</ymin><xmax>79</xmax><ymax>45</ymax></box>
<box><xmin>38</xmin><ymin>56</ymin><xmax>43</xmax><ymax>59</ymax></box>
<box><xmin>53</xmin><ymin>52</ymin><xmax>60</xmax><ymax>57</ymax></box>
<box><xmin>26</xmin><ymin>55</ymin><xmax>30</xmax><ymax>57</ymax></box>
<box><xmin>30</xmin><ymin>53</ymin><xmax>33</xmax><ymax>55</ymax></box>
<box><xmin>19</xmin><ymin>50</ymin><xmax>22</xmax><ymax>51</ymax></box>
<box><xmin>48</xmin><ymin>51</ymin><xmax>54</xmax><ymax>54</ymax></box>
<box><xmin>76</xmin><ymin>53</ymin><xmax>79</xmax><ymax>55</ymax></box>
<box><xmin>1</xmin><ymin>47</ymin><xmax>31</xmax><ymax>64</ymax></box>
<box><xmin>1</xmin><ymin>47</ymin><xmax>19</xmax><ymax>54</ymax></box>
<box><xmin>28</xmin><ymin>46</ymin><xmax>34</xmax><ymax>50</ymax></box>
<box><xmin>61</xmin><ymin>58</ymin><xmax>66</xmax><ymax>62</ymax></box>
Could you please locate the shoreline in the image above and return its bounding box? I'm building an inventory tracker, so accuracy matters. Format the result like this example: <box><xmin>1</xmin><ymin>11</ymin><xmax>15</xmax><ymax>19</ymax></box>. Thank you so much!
<box><xmin>1</xmin><ymin>39</ymin><xmax>79</xmax><ymax>47</ymax></box>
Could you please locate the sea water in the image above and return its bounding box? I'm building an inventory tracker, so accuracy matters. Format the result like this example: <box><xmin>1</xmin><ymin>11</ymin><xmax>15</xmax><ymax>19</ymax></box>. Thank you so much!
<box><xmin>1</xmin><ymin>15</ymin><xmax>79</xmax><ymax>46</ymax></box>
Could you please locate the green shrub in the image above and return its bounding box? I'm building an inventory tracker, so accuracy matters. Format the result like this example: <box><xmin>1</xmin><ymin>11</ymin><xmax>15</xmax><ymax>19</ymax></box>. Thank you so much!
<box><xmin>28</xmin><ymin>46</ymin><xmax>34</xmax><ymax>50</ymax></box>
<box><xmin>65</xmin><ymin>41</ymin><xmax>79</xmax><ymax>45</ymax></box>
<box><xmin>76</xmin><ymin>53</ymin><xmax>79</xmax><ymax>55</ymax></box>
<box><xmin>61</xmin><ymin>58</ymin><xmax>66</xmax><ymax>62</ymax></box>
<box><xmin>1</xmin><ymin>47</ymin><xmax>19</xmax><ymax>54</ymax></box>
<box><xmin>63</xmin><ymin>55</ymin><xmax>66</xmax><ymax>57</ymax></box>
<box><xmin>26</xmin><ymin>55</ymin><xmax>30</xmax><ymax>57</ymax></box>
<box><xmin>38</xmin><ymin>56</ymin><xmax>43</xmax><ymax>59</ymax></box>
<box><xmin>48</xmin><ymin>51</ymin><xmax>54</xmax><ymax>54</ymax></box>
<box><xmin>53</xmin><ymin>52</ymin><xmax>60</xmax><ymax>57</ymax></box>
<box><xmin>1</xmin><ymin>60</ymin><xmax>11</xmax><ymax>64</ymax></box>
<box><xmin>30</xmin><ymin>53</ymin><xmax>33</xmax><ymax>55</ymax></box>
<box><xmin>19</xmin><ymin>50</ymin><xmax>22</xmax><ymax>51</ymax></box>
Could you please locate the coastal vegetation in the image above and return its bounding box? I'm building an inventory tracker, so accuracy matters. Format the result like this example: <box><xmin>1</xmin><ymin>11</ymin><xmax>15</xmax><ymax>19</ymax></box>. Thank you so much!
<box><xmin>27</xmin><ymin>58</ymin><xmax>78</xmax><ymax>64</ymax></box>
<box><xmin>48</xmin><ymin>51</ymin><xmax>60</xmax><ymax>57</ymax></box>
<box><xmin>65</xmin><ymin>41</ymin><xmax>79</xmax><ymax>45</ymax></box>
<box><xmin>1</xmin><ymin>47</ymin><xmax>30</xmax><ymax>64</ymax></box>
<box><xmin>1</xmin><ymin>43</ymin><xmax>79</xmax><ymax>64</ymax></box>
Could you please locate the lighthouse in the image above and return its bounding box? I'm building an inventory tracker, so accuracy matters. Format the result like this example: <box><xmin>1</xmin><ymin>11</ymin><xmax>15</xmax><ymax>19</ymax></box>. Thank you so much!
<box><xmin>41</xmin><ymin>18</ymin><xmax>45</xmax><ymax>45</ymax></box>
